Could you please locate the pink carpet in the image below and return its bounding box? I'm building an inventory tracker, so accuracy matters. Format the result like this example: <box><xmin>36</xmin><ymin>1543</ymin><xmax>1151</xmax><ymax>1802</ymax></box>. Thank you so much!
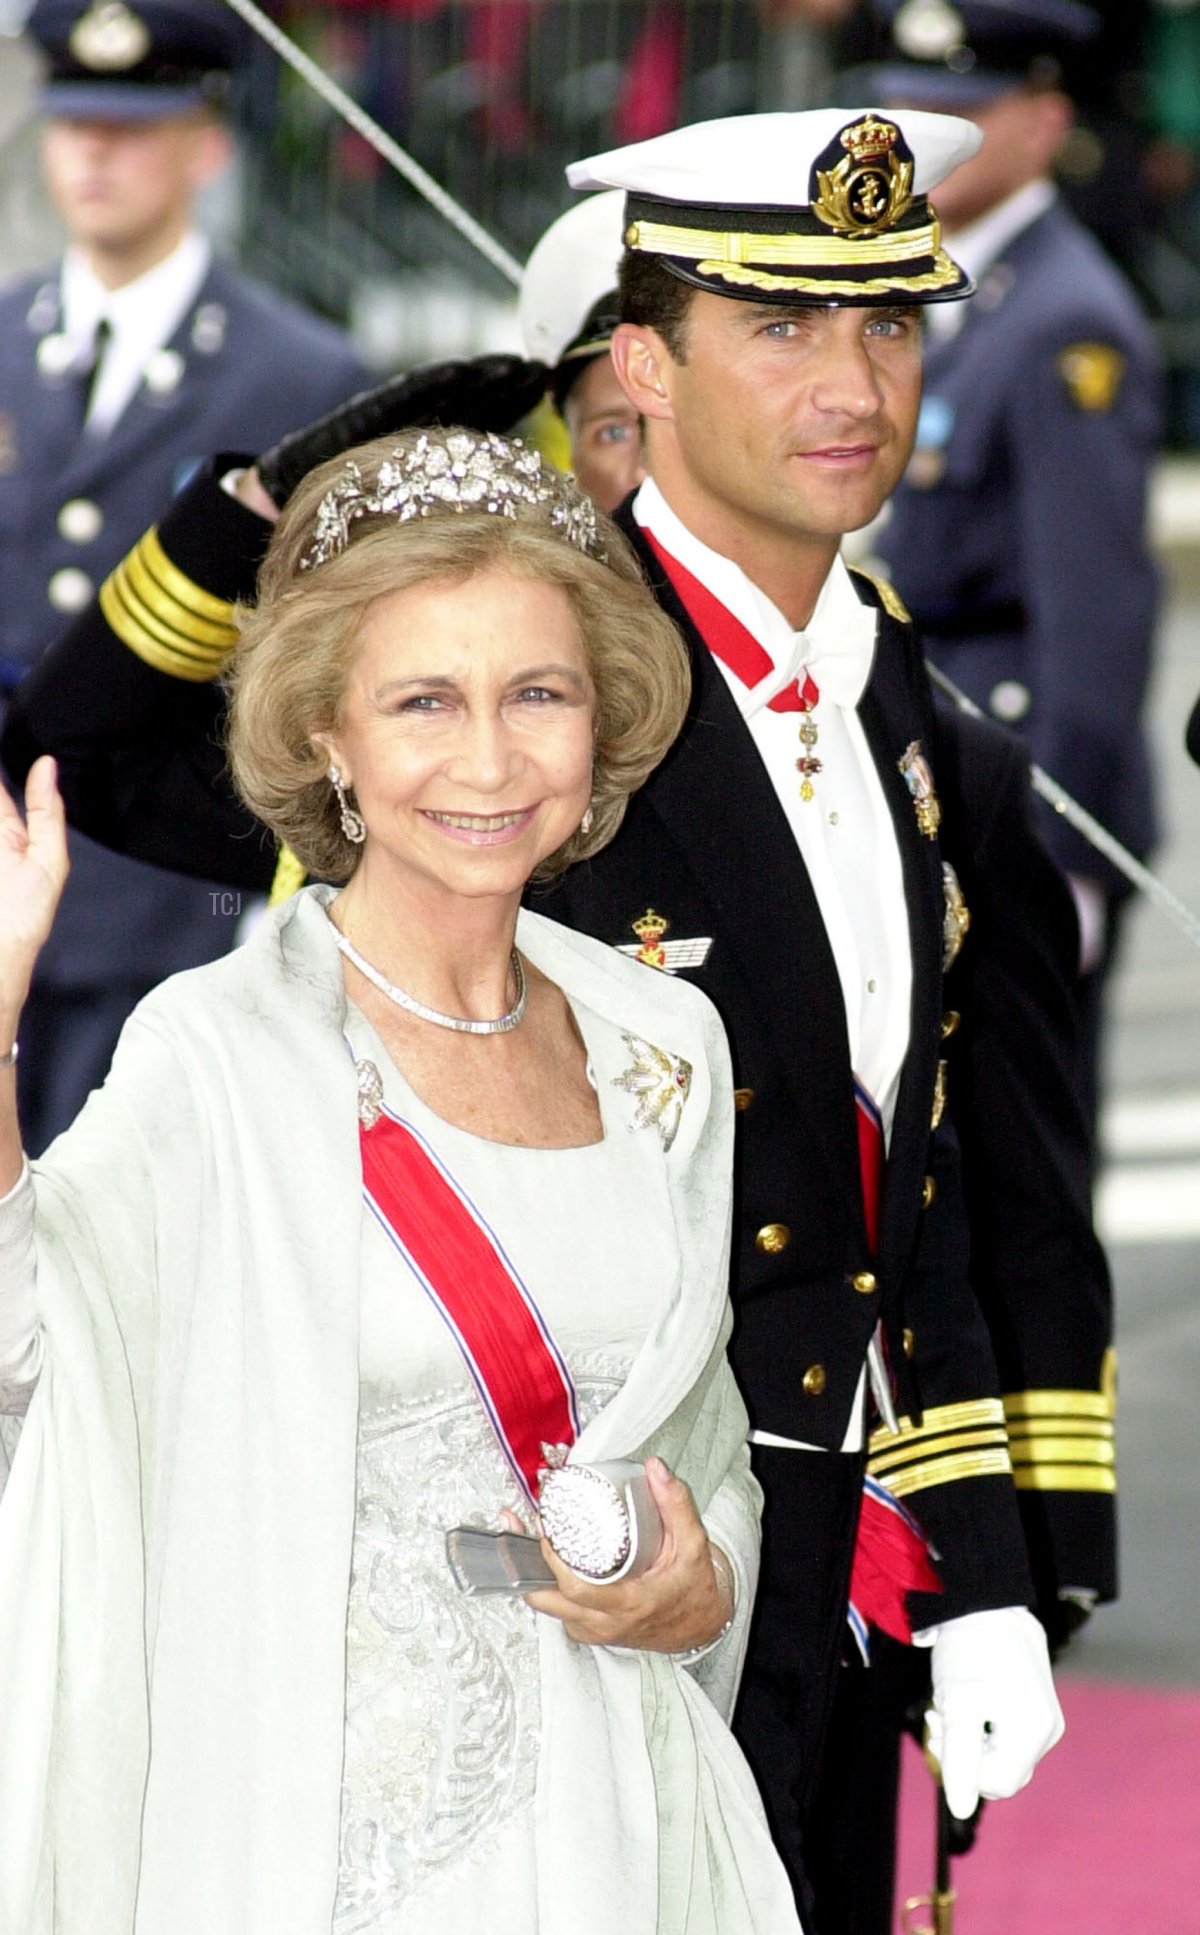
<box><xmin>895</xmin><ymin>1675</ymin><xmax>1200</xmax><ymax>1933</ymax></box>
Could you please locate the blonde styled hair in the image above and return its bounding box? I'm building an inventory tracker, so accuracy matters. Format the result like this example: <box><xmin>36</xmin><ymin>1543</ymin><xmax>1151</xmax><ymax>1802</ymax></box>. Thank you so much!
<box><xmin>227</xmin><ymin>430</ymin><xmax>690</xmax><ymax>883</ymax></box>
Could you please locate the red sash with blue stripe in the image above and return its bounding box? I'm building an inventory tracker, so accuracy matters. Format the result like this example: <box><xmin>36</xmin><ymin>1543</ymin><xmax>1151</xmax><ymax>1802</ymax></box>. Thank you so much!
<box><xmin>360</xmin><ymin>1104</ymin><xmax>579</xmax><ymax>1507</ymax></box>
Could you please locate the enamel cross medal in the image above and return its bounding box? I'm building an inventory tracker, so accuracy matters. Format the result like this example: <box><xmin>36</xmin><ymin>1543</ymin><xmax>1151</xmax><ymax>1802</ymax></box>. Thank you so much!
<box><xmin>795</xmin><ymin>674</ymin><xmax>822</xmax><ymax>801</ymax></box>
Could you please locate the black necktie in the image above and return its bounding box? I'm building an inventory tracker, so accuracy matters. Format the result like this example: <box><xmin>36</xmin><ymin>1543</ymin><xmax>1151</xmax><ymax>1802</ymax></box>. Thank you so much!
<box><xmin>80</xmin><ymin>315</ymin><xmax>111</xmax><ymax>428</ymax></box>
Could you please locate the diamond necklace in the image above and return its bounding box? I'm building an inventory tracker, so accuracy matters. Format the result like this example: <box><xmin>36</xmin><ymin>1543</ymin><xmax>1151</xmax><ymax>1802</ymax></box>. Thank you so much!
<box><xmin>328</xmin><ymin>918</ymin><xmax>527</xmax><ymax>1035</ymax></box>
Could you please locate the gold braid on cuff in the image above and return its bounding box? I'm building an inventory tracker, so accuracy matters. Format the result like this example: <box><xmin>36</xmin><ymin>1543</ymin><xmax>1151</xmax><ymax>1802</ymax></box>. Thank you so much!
<box><xmin>868</xmin><ymin>1397</ymin><xmax>1014</xmax><ymax>1499</ymax></box>
<box><xmin>100</xmin><ymin>528</ymin><xmax>239</xmax><ymax>683</ymax></box>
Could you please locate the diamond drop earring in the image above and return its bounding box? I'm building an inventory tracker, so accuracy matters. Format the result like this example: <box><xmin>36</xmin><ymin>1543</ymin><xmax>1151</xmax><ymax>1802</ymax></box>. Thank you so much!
<box><xmin>329</xmin><ymin>765</ymin><xmax>366</xmax><ymax>845</ymax></box>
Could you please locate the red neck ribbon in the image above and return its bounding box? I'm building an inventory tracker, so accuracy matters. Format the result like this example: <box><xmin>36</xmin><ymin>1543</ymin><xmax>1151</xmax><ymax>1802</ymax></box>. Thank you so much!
<box><xmin>642</xmin><ymin>527</ymin><xmax>818</xmax><ymax>711</ymax></box>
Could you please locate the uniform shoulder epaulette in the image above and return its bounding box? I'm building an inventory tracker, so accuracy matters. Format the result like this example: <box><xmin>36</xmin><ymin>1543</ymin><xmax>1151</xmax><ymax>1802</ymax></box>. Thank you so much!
<box><xmin>100</xmin><ymin>526</ymin><xmax>239</xmax><ymax>683</ymax></box>
<box><xmin>850</xmin><ymin>566</ymin><xmax>911</xmax><ymax>626</ymax></box>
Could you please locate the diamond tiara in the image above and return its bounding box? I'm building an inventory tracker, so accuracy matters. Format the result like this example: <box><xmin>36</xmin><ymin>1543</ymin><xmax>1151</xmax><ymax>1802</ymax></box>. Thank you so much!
<box><xmin>300</xmin><ymin>428</ymin><xmax>606</xmax><ymax>569</ymax></box>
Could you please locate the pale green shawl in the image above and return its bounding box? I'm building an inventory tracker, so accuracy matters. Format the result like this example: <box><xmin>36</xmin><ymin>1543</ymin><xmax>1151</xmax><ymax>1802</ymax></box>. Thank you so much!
<box><xmin>0</xmin><ymin>887</ymin><xmax>801</xmax><ymax>1935</ymax></box>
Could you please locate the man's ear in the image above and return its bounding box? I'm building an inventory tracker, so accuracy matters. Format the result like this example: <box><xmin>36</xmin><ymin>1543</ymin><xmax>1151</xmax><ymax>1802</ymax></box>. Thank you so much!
<box><xmin>1039</xmin><ymin>89</ymin><xmax>1075</xmax><ymax>167</ymax></box>
<box><xmin>611</xmin><ymin>322</ymin><xmax>676</xmax><ymax>421</ymax></box>
<box><xmin>190</xmin><ymin>116</ymin><xmax>234</xmax><ymax>192</ymax></box>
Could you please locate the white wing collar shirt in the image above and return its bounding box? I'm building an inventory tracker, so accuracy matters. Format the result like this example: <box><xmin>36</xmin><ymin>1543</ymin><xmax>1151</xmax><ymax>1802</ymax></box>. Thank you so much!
<box><xmin>634</xmin><ymin>476</ymin><xmax>912</xmax><ymax>1138</ymax></box>
<box><xmin>60</xmin><ymin>228</ymin><xmax>211</xmax><ymax>436</ymax></box>
<box><xmin>634</xmin><ymin>478</ymin><xmax>913</xmax><ymax>1452</ymax></box>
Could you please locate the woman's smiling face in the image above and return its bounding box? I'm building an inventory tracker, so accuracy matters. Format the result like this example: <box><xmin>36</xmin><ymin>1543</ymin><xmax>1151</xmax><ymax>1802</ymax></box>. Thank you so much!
<box><xmin>318</xmin><ymin>564</ymin><xmax>597</xmax><ymax>906</ymax></box>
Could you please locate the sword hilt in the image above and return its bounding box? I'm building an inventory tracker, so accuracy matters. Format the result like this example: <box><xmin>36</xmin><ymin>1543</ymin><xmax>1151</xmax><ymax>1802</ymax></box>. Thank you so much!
<box><xmin>901</xmin><ymin>1886</ymin><xmax>956</xmax><ymax>1935</ymax></box>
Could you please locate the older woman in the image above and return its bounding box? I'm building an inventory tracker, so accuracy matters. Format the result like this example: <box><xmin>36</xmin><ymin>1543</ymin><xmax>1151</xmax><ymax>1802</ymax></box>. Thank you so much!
<box><xmin>0</xmin><ymin>429</ymin><xmax>801</xmax><ymax>1935</ymax></box>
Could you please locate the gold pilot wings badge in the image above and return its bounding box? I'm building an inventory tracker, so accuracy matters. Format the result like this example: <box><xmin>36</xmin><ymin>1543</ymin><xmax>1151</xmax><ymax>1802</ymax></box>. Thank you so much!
<box><xmin>616</xmin><ymin>908</ymin><xmax>713</xmax><ymax>974</ymax></box>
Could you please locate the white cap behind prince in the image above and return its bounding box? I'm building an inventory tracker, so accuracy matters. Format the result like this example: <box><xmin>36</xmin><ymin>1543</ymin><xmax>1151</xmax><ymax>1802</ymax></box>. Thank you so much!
<box><xmin>567</xmin><ymin>108</ymin><xmax>982</xmax><ymax>306</ymax></box>
<box><xmin>520</xmin><ymin>191</ymin><xmax>625</xmax><ymax>369</ymax></box>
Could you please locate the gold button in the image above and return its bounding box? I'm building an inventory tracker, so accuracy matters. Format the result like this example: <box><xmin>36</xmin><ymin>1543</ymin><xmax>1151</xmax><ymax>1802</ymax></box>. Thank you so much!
<box><xmin>756</xmin><ymin>1222</ymin><xmax>790</xmax><ymax>1254</ymax></box>
<box><xmin>802</xmin><ymin>1364</ymin><xmax>826</xmax><ymax>1396</ymax></box>
<box><xmin>734</xmin><ymin>1087</ymin><xmax>755</xmax><ymax>1112</ymax></box>
<box><xmin>851</xmin><ymin>1270</ymin><xmax>877</xmax><ymax>1295</ymax></box>
<box><xmin>922</xmin><ymin>1175</ymin><xmax>937</xmax><ymax>1209</ymax></box>
<box><xmin>941</xmin><ymin>1010</ymin><xmax>961</xmax><ymax>1040</ymax></box>
<box><xmin>902</xmin><ymin>1327</ymin><xmax>916</xmax><ymax>1359</ymax></box>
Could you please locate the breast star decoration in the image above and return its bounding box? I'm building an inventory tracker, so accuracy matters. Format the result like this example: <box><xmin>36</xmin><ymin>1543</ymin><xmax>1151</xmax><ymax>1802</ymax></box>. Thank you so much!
<box><xmin>612</xmin><ymin>1034</ymin><xmax>693</xmax><ymax>1150</ymax></box>
<box><xmin>941</xmin><ymin>861</ymin><xmax>971</xmax><ymax>970</ymax></box>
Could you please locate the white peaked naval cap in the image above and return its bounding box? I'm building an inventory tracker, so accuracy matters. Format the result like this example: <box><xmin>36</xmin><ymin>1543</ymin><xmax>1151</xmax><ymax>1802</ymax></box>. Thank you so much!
<box><xmin>567</xmin><ymin>108</ymin><xmax>983</xmax><ymax>306</ymax></box>
<box><xmin>520</xmin><ymin>191</ymin><xmax>626</xmax><ymax>367</ymax></box>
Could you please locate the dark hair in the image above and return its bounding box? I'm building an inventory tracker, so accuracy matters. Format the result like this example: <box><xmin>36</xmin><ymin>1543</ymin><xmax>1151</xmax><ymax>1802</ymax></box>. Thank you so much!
<box><xmin>617</xmin><ymin>252</ymin><xmax>695</xmax><ymax>362</ymax></box>
<box><xmin>550</xmin><ymin>288</ymin><xmax>622</xmax><ymax>410</ymax></box>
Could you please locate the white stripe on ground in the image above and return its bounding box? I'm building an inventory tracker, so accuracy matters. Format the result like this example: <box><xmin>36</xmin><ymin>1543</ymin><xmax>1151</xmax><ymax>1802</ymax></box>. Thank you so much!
<box><xmin>1102</xmin><ymin>1090</ymin><xmax>1200</xmax><ymax>1160</ymax></box>
<box><xmin>1096</xmin><ymin>1161</ymin><xmax>1200</xmax><ymax>1245</ymax></box>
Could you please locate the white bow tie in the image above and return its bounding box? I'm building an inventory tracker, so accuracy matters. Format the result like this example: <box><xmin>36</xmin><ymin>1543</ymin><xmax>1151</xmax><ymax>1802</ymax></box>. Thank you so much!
<box><xmin>749</xmin><ymin>599</ymin><xmax>878</xmax><ymax>716</ymax></box>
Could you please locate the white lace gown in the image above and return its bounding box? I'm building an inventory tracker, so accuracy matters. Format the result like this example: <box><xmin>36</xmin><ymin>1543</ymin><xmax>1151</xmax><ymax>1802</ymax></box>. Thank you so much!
<box><xmin>334</xmin><ymin>998</ymin><xmax>679</xmax><ymax>1934</ymax></box>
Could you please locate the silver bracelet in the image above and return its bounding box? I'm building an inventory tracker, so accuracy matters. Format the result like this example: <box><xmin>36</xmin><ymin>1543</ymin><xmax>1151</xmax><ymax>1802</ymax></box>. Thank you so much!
<box><xmin>0</xmin><ymin>1042</ymin><xmax>16</xmax><ymax>1070</ymax></box>
<box><xmin>671</xmin><ymin>1545</ymin><xmax>737</xmax><ymax>1664</ymax></box>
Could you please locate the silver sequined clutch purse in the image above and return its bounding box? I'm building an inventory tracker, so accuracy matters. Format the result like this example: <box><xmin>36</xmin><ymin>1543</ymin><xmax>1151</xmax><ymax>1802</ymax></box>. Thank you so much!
<box><xmin>536</xmin><ymin>1455</ymin><xmax>663</xmax><ymax>1584</ymax></box>
<box><xmin>445</xmin><ymin>1456</ymin><xmax>663</xmax><ymax>1595</ymax></box>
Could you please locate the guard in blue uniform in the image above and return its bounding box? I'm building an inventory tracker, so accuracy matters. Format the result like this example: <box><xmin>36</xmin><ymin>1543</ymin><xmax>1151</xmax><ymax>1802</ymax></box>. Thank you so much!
<box><xmin>0</xmin><ymin>0</ymin><xmax>367</xmax><ymax>1152</ymax></box>
<box><xmin>856</xmin><ymin>0</ymin><xmax>1163</xmax><ymax>1137</ymax></box>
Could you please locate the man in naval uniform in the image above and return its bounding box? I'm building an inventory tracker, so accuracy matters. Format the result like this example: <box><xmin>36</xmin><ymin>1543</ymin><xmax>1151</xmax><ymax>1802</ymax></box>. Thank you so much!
<box><xmin>540</xmin><ymin>109</ymin><xmax>1076</xmax><ymax>1919</ymax></box>
<box><xmin>0</xmin><ymin>0</ymin><xmax>366</xmax><ymax>1150</ymax></box>
<box><xmin>518</xmin><ymin>179</ymin><xmax>1112</xmax><ymax>1935</ymax></box>
<box><xmin>857</xmin><ymin>0</ymin><xmax>1163</xmax><ymax>1140</ymax></box>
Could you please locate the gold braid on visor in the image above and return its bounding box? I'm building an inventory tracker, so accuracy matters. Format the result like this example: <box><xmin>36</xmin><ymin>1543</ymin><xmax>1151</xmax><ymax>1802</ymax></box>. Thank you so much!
<box><xmin>624</xmin><ymin>214</ymin><xmax>963</xmax><ymax>297</ymax></box>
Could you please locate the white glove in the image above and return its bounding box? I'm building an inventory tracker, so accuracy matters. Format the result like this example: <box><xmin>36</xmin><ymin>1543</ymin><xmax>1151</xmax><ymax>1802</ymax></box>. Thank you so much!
<box><xmin>918</xmin><ymin>1606</ymin><xmax>1065</xmax><ymax>1820</ymax></box>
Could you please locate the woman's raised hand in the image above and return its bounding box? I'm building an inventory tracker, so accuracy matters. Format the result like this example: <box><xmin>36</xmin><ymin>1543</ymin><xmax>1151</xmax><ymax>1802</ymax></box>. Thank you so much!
<box><xmin>513</xmin><ymin>1456</ymin><xmax>735</xmax><ymax>1656</ymax></box>
<box><xmin>0</xmin><ymin>757</ymin><xmax>69</xmax><ymax>1023</ymax></box>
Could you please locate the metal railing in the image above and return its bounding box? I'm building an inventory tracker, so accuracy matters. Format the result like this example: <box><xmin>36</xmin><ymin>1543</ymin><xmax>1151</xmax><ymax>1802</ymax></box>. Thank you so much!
<box><xmin>235</xmin><ymin>0</ymin><xmax>767</xmax><ymax>355</ymax></box>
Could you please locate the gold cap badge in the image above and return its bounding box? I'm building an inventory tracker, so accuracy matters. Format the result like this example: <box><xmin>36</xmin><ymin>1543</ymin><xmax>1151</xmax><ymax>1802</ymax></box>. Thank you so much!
<box><xmin>893</xmin><ymin>0</ymin><xmax>965</xmax><ymax>61</ymax></box>
<box><xmin>812</xmin><ymin>115</ymin><xmax>915</xmax><ymax>241</ymax></box>
<box><xmin>68</xmin><ymin>0</ymin><xmax>151</xmax><ymax>71</ymax></box>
